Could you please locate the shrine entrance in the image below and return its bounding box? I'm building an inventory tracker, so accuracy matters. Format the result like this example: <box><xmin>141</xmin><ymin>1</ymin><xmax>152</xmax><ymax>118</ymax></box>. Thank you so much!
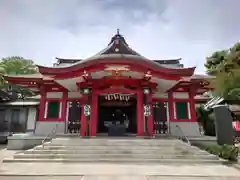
<box><xmin>94</xmin><ymin>88</ymin><xmax>138</xmax><ymax>136</ymax></box>
<box><xmin>97</xmin><ymin>94</ymin><xmax>137</xmax><ymax>135</ymax></box>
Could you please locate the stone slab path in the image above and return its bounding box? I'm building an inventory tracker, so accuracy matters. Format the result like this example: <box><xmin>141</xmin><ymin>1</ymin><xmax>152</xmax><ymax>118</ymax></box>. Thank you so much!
<box><xmin>0</xmin><ymin>176</ymin><xmax>239</xmax><ymax>180</ymax></box>
<box><xmin>0</xmin><ymin>163</ymin><xmax>240</xmax><ymax>177</ymax></box>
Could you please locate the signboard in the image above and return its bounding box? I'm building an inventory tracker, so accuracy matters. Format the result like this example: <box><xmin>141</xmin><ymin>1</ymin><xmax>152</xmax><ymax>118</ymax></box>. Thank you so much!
<box><xmin>84</xmin><ymin>105</ymin><xmax>91</xmax><ymax>116</ymax></box>
<box><xmin>144</xmin><ymin>105</ymin><xmax>151</xmax><ymax>116</ymax></box>
<box><xmin>105</xmin><ymin>93</ymin><xmax>130</xmax><ymax>101</ymax></box>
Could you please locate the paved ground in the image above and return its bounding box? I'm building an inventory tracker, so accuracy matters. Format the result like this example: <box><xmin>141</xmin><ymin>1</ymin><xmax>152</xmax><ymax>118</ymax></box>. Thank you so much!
<box><xmin>0</xmin><ymin>163</ymin><xmax>240</xmax><ymax>179</ymax></box>
<box><xmin>0</xmin><ymin>176</ymin><xmax>239</xmax><ymax>180</ymax></box>
<box><xmin>0</xmin><ymin>146</ymin><xmax>240</xmax><ymax>179</ymax></box>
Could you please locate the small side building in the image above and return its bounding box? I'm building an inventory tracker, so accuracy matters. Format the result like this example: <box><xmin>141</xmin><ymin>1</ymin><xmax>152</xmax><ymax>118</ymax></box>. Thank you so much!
<box><xmin>0</xmin><ymin>99</ymin><xmax>39</xmax><ymax>142</ymax></box>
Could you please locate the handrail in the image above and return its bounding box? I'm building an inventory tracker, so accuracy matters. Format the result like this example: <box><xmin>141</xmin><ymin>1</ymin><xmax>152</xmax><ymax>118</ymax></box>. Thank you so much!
<box><xmin>41</xmin><ymin>123</ymin><xmax>59</xmax><ymax>149</ymax></box>
<box><xmin>175</xmin><ymin>125</ymin><xmax>191</xmax><ymax>145</ymax></box>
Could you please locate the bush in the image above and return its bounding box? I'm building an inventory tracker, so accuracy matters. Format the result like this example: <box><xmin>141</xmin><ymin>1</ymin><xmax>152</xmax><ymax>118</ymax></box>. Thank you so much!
<box><xmin>196</xmin><ymin>106</ymin><xmax>216</xmax><ymax>136</ymax></box>
<box><xmin>205</xmin><ymin>144</ymin><xmax>239</xmax><ymax>161</ymax></box>
<box><xmin>204</xmin><ymin>116</ymin><xmax>216</xmax><ymax>136</ymax></box>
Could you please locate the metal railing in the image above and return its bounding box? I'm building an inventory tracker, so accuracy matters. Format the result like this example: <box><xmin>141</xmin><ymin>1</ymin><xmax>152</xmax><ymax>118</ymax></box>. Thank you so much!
<box><xmin>175</xmin><ymin>125</ymin><xmax>191</xmax><ymax>145</ymax></box>
<box><xmin>41</xmin><ymin>123</ymin><xmax>59</xmax><ymax>149</ymax></box>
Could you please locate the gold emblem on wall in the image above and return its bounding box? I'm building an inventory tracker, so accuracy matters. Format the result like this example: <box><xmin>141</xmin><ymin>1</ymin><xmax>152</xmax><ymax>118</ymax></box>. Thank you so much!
<box><xmin>104</xmin><ymin>65</ymin><xmax>130</xmax><ymax>71</ymax></box>
<box><xmin>104</xmin><ymin>65</ymin><xmax>130</xmax><ymax>78</ymax></box>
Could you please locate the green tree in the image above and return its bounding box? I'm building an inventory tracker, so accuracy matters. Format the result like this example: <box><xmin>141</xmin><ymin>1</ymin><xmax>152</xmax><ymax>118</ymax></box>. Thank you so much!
<box><xmin>217</xmin><ymin>43</ymin><xmax>240</xmax><ymax>100</ymax></box>
<box><xmin>0</xmin><ymin>56</ymin><xmax>39</xmax><ymax>99</ymax></box>
<box><xmin>205</xmin><ymin>42</ymin><xmax>240</xmax><ymax>101</ymax></box>
<box><xmin>204</xmin><ymin>50</ymin><xmax>228</xmax><ymax>76</ymax></box>
<box><xmin>0</xmin><ymin>56</ymin><xmax>37</xmax><ymax>75</ymax></box>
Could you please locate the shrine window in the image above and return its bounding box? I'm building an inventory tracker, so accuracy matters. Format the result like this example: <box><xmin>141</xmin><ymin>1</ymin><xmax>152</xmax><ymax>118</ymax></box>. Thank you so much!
<box><xmin>175</xmin><ymin>102</ymin><xmax>188</xmax><ymax>120</ymax></box>
<box><xmin>46</xmin><ymin>101</ymin><xmax>60</xmax><ymax>119</ymax></box>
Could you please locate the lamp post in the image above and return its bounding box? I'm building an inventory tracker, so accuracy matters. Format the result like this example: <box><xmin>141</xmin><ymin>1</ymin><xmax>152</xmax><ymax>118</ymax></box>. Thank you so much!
<box><xmin>83</xmin><ymin>88</ymin><xmax>91</xmax><ymax>137</ymax></box>
<box><xmin>143</xmin><ymin>87</ymin><xmax>150</xmax><ymax>136</ymax></box>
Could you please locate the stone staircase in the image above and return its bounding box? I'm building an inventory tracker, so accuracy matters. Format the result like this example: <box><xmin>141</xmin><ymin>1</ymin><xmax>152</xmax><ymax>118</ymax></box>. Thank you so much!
<box><xmin>3</xmin><ymin>137</ymin><xmax>222</xmax><ymax>164</ymax></box>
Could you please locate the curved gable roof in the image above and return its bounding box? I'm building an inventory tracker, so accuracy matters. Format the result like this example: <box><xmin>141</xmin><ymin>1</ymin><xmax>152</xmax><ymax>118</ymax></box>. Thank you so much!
<box><xmin>37</xmin><ymin>31</ymin><xmax>196</xmax><ymax>77</ymax></box>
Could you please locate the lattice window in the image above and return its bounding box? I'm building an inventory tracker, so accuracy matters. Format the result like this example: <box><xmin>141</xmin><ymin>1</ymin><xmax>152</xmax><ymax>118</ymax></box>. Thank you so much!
<box><xmin>175</xmin><ymin>102</ymin><xmax>188</xmax><ymax>120</ymax></box>
<box><xmin>47</xmin><ymin>101</ymin><xmax>60</xmax><ymax>119</ymax></box>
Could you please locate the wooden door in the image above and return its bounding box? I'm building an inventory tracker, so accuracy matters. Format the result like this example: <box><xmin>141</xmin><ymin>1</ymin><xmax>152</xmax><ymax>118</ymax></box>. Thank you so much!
<box><xmin>152</xmin><ymin>102</ymin><xmax>168</xmax><ymax>134</ymax></box>
<box><xmin>0</xmin><ymin>109</ymin><xmax>8</xmax><ymax>132</ymax></box>
<box><xmin>67</xmin><ymin>101</ymin><xmax>81</xmax><ymax>134</ymax></box>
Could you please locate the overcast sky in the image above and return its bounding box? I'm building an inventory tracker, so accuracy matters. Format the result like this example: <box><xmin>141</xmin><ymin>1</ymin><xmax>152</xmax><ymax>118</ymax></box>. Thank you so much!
<box><xmin>1</xmin><ymin>0</ymin><xmax>240</xmax><ymax>74</ymax></box>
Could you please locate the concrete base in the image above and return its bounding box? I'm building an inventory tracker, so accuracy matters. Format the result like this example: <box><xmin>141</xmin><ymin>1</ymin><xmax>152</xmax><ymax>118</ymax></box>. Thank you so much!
<box><xmin>35</xmin><ymin>122</ymin><xmax>65</xmax><ymax>136</ymax></box>
<box><xmin>189</xmin><ymin>136</ymin><xmax>218</xmax><ymax>149</ymax></box>
<box><xmin>7</xmin><ymin>133</ymin><xmax>51</xmax><ymax>150</ymax></box>
<box><xmin>170</xmin><ymin>122</ymin><xmax>201</xmax><ymax>137</ymax></box>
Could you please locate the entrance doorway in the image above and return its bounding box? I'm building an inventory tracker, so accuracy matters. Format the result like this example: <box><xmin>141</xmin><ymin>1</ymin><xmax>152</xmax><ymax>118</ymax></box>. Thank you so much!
<box><xmin>67</xmin><ymin>101</ymin><xmax>81</xmax><ymax>134</ymax></box>
<box><xmin>152</xmin><ymin>102</ymin><xmax>168</xmax><ymax>134</ymax></box>
<box><xmin>97</xmin><ymin>94</ymin><xmax>137</xmax><ymax>135</ymax></box>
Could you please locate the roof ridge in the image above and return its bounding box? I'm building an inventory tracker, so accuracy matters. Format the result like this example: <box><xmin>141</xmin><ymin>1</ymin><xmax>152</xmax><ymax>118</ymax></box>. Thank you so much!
<box><xmin>154</xmin><ymin>58</ymin><xmax>182</xmax><ymax>61</ymax></box>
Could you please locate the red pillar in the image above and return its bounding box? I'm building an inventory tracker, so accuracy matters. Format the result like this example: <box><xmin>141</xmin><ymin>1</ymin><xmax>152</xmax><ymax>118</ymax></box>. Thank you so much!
<box><xmin>60</xmin><ymin>92</ymin><xmax>68</xmax><ymax>121</ymax></box>
<box><xmin>147</xmin><ymin>92</ymin><xmax>154</xmax><ymax>136</ymax></box>
<box><xmin>168</xmin><ymin>91</ymin><xmax>174</xmax><ymax>122</ymax></box>
<box><xmin>80</xmin><ymin>104</ymin><xmax>86</xmax><ymax>136</ymax></box>
<box><xmin>137</xmin><ymin>88</ymin><xmax>144</xmax><ymax>136</ymax></box>
<box><xmin>39</xmin><ymin>90</ymin><xmax>46</xmax><ymax>121</ymax></box>
<box><xmin>90</xmin><ymin>92</ymin><xmax>98</xmax><ymax>136</ymax></box>
<box><xmin>189</xmin><ymin>92</ymin><xmax>197</xmax><ymax>122</ymax></box>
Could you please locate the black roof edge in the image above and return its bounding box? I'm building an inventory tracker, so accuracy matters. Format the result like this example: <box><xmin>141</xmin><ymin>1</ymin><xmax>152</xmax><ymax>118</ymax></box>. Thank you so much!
<box><xmin>54</xmin><ymin>57</ymin><xmax>182</xmax><ymax>65</ymax></box>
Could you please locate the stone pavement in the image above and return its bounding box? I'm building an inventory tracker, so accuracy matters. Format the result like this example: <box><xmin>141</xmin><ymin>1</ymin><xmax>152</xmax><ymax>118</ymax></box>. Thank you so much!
<box><xmin>0</xmin><ymin>163</ymin><xmax>240</xmax><ymax>179</ymax></box>
<box><xmin>0</xmin><ymin>176</ymin><xmax>239</xmax><ymax>180</ymax></box>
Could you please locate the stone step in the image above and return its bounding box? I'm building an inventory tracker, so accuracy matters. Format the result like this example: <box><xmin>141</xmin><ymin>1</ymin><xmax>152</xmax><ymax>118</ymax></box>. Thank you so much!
<box><xmin>3</xmin><ymin>137</ymin><xmax>223</xmax><ymax>165</ymax></box>
<box><xmin>49</xmin><ymin>142</ymin><xmax>183</xmax><ymax>147</ymax></box>
<box><xmin>51</xmin><ymin>138</ymin><xmax>183</xmax><ymax>145</ymax></box>
<box><xmin>13</xmin><ymin>153</ymin><xmax>218</xmax><ymax>160</ymax></box>
<box><xmin>24</xmin><ymin>149</ymin><xmax>210</xmax><ymax>155</ymax></box>
<box><xmin>34</xmin><ymin>147</ymin><xmax>188</xmax><ymax>153</ymax></box>
<box><xmin>3</xmin><ymin>157</ymin><xmax>222</xmax><ymax>164</ymax></box>
<box><xmin>37</xmin><ymin>145</ymin><xmax>187</xmax><ymax>150</ymax></box>
<box><xmin>48</xmin><ymin>144</ymin><xmax>183</xmax><ymax>148</ymax></box>
<box><xmin>56</xmin><ymin>134</ymin><xmax>173</xmax><ymax>138</ymax></box>
<box><xmin>51</xmin><ymin>138</ymin><xmax>179</xmax><ymax>141</ymax></box>
<box><xmin>52</xmin><ymin>138</ymin><xmax>178</xmax><ymax>142</ymax></box>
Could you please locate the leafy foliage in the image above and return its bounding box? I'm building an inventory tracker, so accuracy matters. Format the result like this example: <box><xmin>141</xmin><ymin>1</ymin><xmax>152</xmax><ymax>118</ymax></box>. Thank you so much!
<box><xmin>196</xmin><ymin>105</ymin><xmax>216</xmax><ymax>136</ymax></box>
<box><xmin>0</xmin><ymin>56</ymin><xmax>38</xmax><ymax>99</ymax></box>
<box><xmin>0</xmin><ymin>56</ymin><xmax>38</xmax><ymax>75</ymax></box>
<box><xmin>205</xmin><ymin>144</ymin><xmax>239</xmax><ymax>162</ymax></box>
<box><xmin>205</xmin><ymin>42</ymin><xmax>240</xmax><ymax>100</ymax></box>
<box><xmin>205</xmin><ymin>50</ymin><xmax>228</xmax><ymax>76</ymax></box>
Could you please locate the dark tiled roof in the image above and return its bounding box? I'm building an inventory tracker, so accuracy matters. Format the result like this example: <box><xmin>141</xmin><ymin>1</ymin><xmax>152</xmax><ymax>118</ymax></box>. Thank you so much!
<box><xmin>154</xmin><ymin>59</ymin><xmax>181</xmax><ymax>64</ymax></box>
<box><xmin>56</xmin><ymin>58</ymin><xmax>81</xmax><ymax>64</ymax></box>
<box><xmin>36</xmin><ymin>31</ymin><xmax>196</xmax><ymax>76</ymax></box>
<box><xmin>55</xmin><ymin>58</ymin><xmax>182</xmax><ymax>66</ymax></box>
<box><xmin>99</xmin><ymin>32</ymin><xmax>141</xmax><ymax>56</ymax></box>
<box><xmin>54</xmin><ymin>31</ymin><xmax>182</xmax><ymax>66</ymax></box>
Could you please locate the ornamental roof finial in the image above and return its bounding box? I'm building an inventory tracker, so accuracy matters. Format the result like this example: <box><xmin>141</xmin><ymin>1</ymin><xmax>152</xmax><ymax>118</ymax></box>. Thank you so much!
<box><xmin>117</xmin><ymin>28</ymin><xmax>120</xmax><ymax>35</ymax></box>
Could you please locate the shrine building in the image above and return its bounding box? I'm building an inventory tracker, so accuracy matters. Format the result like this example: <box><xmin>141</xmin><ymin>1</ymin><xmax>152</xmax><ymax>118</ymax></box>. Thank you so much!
<box><xmin>4</xmin><ymin>31</ymin><xmax>213</xmax><ymax>137</ymax></box>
